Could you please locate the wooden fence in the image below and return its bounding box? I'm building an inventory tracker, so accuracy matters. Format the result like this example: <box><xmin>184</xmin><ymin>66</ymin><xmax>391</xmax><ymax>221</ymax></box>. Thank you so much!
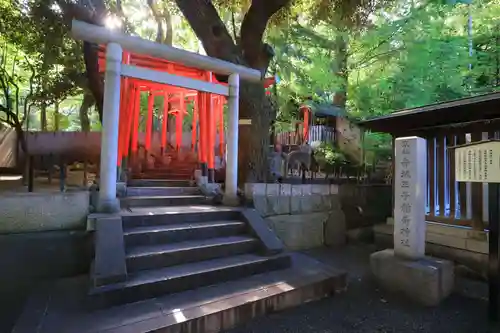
<box><xmin>424</xmin><ymin>131</ymin><xmax>492</xmax><ymax>230</ymax></box>
<box><xmin>276</xmin><ymin>125</ymin><xmax>335</xmax><ymax>145</ymax></box>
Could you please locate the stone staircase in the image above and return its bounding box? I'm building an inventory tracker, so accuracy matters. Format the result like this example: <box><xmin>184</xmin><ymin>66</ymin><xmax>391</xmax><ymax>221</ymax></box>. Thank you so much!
<box><xmin>92</xmin><ymin>184</ymin><xmax>291</xmax><ymax>305</ymax></box>
<box><xmin>92</xmin><ymin>160</ymin><xmax>295</xmax><ymax>305</ymax></box>
<box><xmin>12</xmin><ymin>155</ymin><xmax>347</xmax><ymax>333</ymax></box>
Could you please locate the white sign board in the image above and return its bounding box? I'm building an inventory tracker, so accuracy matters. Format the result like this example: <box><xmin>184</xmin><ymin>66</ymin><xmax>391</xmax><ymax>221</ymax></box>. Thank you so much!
<box><xmin>455</xmin><ymin>141</ymin><xmax>500</xmax><ymax>183</ymax></box>
<box><xmin>394</xmin><ymin>136</ymin><xmax>427</xmax><ymax>260</ymax></box>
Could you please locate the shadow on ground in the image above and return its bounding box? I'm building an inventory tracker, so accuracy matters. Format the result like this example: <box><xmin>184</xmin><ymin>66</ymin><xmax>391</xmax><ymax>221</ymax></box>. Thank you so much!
<box><xmin>223</xmin><ymin>244</ymin><xmax>496</xmax><ymax>333</ymax></box>
<box><xmin>2</xmin><ymin>243</ymin><xmax>496</xmax><ymax>333</ymax></box>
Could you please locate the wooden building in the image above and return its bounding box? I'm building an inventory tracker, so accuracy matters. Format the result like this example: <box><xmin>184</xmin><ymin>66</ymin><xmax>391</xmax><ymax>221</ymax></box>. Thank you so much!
<box><xmin>276</xmin><ymin>101</ymin><xmax>364</xmax><ymax>165</ymax></box>
<box><xmin>359</xmin><ymin>91</ymin><xmax>500</xmax><ymax>231</ymax></box>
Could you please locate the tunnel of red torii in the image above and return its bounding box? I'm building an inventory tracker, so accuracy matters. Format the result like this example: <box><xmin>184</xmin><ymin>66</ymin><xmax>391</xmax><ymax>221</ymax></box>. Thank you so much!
<box><xmin>97</xmin><ymin>46</ymin><xmax>278</xmax><ymax>181</ymax></box>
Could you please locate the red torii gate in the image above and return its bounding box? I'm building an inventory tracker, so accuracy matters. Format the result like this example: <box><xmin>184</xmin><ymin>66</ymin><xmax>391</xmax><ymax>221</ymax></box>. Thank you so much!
<box><xmin>97</xmin><ymin>46</ymin><xmax>276</xmax><ymax>176</ymax></box>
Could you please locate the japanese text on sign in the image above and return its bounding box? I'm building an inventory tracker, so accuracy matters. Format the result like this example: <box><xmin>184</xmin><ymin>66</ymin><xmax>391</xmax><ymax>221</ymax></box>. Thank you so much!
<box><xmin>455</xmin><ymin>141</ymin><xmax>500</xmax><ymax>183</ymax></box>
<box><xmin>399</xmin><ymin>139</ymin><xmax>411</xmax><ymax>247</ymax></box>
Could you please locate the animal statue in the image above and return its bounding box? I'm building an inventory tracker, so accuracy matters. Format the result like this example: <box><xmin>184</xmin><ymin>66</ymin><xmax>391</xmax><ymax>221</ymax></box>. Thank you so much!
<box><xmin>285</xmin><ymin>142</ymin><xmax>314</xmax><ymax>183</ymax></box>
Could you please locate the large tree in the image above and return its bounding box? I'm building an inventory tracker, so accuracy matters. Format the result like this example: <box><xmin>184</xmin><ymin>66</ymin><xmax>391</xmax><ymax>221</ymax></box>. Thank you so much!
<box><xmin>172</xmin><ymin>0</ymin><xmax>288</xmax><ymax>184</ymax></box>
<box><xmin>55</xmin><ymin>0</ymin><xmax>401</xmax><ymax>184</ymax></box>
<box><xmin>69</xmin><ymin>0</ymin><xmax>290</xmax><ymax>183</ymax></box>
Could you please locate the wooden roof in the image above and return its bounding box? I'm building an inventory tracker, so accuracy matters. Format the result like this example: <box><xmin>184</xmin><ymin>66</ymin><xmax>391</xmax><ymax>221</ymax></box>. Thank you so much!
<box><xmin>359</xmin><ymin>91</ymin><xmax>500</xmax><ymax>134</ymax></box>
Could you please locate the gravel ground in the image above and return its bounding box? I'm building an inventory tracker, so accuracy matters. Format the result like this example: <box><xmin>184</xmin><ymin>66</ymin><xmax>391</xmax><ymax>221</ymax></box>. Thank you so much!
<box><xmin>224</xmin><ymin>245</ymin><xmax>498</xmax><ymax>333</ymax></box>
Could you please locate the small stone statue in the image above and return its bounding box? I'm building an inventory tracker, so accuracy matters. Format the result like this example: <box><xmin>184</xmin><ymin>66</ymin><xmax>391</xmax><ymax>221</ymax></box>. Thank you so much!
<box><xmin>269</xmin><ymin>144</ymin><xmax>287</xmax><ymax>183</ymax></box>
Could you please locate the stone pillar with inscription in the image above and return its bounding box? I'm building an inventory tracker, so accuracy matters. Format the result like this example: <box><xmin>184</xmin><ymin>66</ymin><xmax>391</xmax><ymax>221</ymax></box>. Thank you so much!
<box><xmin>370</xmin><ymin>136</ymin><xmax>454</xmax><ymax>306</ymax></box>
<box><xmin>393</xmin><ymin>137</ymin><xmax>426</xmax><ymax>260</ymax></box>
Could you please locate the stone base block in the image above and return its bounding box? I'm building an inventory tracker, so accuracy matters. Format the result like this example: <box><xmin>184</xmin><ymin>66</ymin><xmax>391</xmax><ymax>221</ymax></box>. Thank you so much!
<box><xmin>370</xmin><ymin>249</ymin><xmax>454</xmax><ymax>306</ymax></box>
<box><xmin>266</xmin><ymin>213</ymin><xmax>325</xmax><ymax>250</ymax></box>
<box><xmin>92</xmin><ymin>216</ymin><xmax>127</xmax><ymax>287</ymax></box>
<box><xmin>97</xmin><ymin>198</ymin><xmax>121</xmax><ymax>214</ymax></box>
<box><xmin>116</xmin><ymin>182</ymin><xmax>127</xmax><ymax>198</ymax></box>
<box><xmin>222</xmin><ymin>195</ymin><xmax>240</xmax><ymax>207</ymax></box>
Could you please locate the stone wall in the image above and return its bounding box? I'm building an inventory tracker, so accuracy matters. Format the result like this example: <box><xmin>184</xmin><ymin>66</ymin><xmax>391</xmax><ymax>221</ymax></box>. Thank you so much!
<box><xmin>0</xmin><ymin>230</ymin><xmax>92</xmax><ymax>332</ymax></box>
<box><xmin>0</xmin><ymin>191</ymin><xmax>89</xmax><ymax>233</ymax></box>
<box><xmin>24</xmin><ymin>131</ymin><xmax>224</xmax><ymax>156</ymax></box>
<box><xmin>0</xmin><ymin>190</ymin><xmax>92</xmax><ymax>330</ymax></box>
<box><xmin>375</xmin><ymin>219</ymin><xmax>487</xmax><ymax>276</ymax></box>
<box><xmin>338</xmin><ymin>184</ymin><xmax>392</xmax><ymax>230</ymax></box>
<box><xmin>244</xmin><ymin>183</ymin><xmax>346</xmax><ymax>250</ymax></box>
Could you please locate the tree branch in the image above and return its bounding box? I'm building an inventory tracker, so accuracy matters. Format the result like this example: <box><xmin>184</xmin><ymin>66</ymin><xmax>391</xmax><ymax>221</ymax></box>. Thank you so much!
<box><xmin>55</xmin><ymin>0</ymin><xmax>106</xmax><ymax>121</ymax></box>
<box><xmin>231</xmin><ymin>8</ymin><xmax>238</xmax><ymax>42</ymax></box>
<box><xmin>239</xmin><ymin>0</ymin><xmax>290</xmax><ymax>75</ymax></box>
<box><xmin>174</xmin><ymin>0</ymin><xmax>237</xmax><ymax>62</ymax></box>
<box><xmin>350</xmin><ymin>48</ymin><xmax>404</xmax><ymax>70</ymax></box>
<box><xmin>290</xmin><ymin>24</ymin><xmax>337</xmax><ymax>50</ymax></box>
<box><xmin>0</xmin><ymin>104</ymin><xmax>20</xmax><ymax>127</ymax></box>
<box><xmin>0</xmin><ymin>70</ymin><xmax>9</xmax><ymax>109</ymax></box>
<box><xmin>148</xmin><ymin>0</ymin><xmax>165</xmax><ymax>43</ymax></box>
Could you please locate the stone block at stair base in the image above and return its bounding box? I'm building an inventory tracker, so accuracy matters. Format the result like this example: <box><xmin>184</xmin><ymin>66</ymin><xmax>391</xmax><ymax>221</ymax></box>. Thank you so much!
<box><xmin>242</xmin><ymin>209</ymin><xmax>284</xmax><ymax>255</ymax></box>
<box><xmin>116</xmin><ymin>182</ymin><xmax>127</xmax><ymax>197</ymax></box>
<box><xmin>370</xmin><ymin>249</ymin><xmax>454</xmax><ymax>306</ymax></box>
<box><xmin>93</xmin><ymin>216</ymin><xmax>127</xmax><ymax>287</ymax></box>
<box><xmin>266</xmin><ymin>213</ymin><xmax>325</xmax><ymax>250</ymax></box>
<box><xmin>222</xmin><ymin>195</ymin><xmax>240</xmax><ymax>206</ymax></box>
<box><xmin>97</xmin><ymin>198</ymin><xmax>120</xmax><ymax>213</ymax></box>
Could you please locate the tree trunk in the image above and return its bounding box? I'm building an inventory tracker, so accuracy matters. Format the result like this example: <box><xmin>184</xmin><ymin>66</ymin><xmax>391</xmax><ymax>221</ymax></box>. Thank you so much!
<box><xmin>41</xmin><ymin>40</ymin><xmax>50</xmax><ymax>131</ymax></box>
<box><xmin>332</xmin><ymin>31</ymin><xmax>349</xmax><ymax>108</ymax></box>
<box><xmin>56</xmin><ymin>0</ymin><xmax>106</xmax><ymax>122</ymax></box>
<box><xmin>79</xmin><ymin>92</ymin><xmax>94</xmax><ymax>132</ymax></box>
<box><xmin>40</xmin><ymin>103</ymin><xmax>47</xmax><ymax>131</ymax></box>
<box><xmin>15</xmin><ymin>123</ymin><xmax>27</xmax><ymax>155</ymax></box>
<box><xmin>83</xmin><ymin>42</ymin><xmax>104</xmax><ymax>122</ymax></box>
<box><xmin>54</xmin><ymin>101</ymin><xmax>60</xmax><ymax>131</ymax></box>
<box><xmin>148</xmin><ymin>0</ymin><xmax>165</xmax><ymax>43</ymax></box>
<box><xmin>148</xmin><ymin>0</ymin><xmax>174</xmax><ymax>46</ymax></box>
<box><xmin>237</xmin><ymin>84</ymin><xmax>274</xmax><ymax>183</ymax></box>
<box><xmin>174</xmin><ymin>0</ymin><xmax>288</xmax><ymax>184</ymax></box>
<box><xmin>163</xmin><ymin>7</ymin><xmax>173</xmax><ymax>46</ymax></box>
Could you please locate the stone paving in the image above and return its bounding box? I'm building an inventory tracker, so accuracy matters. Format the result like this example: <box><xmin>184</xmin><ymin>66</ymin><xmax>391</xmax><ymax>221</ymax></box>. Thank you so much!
<box><xmin>224</xmin><ymin>245</ymin><xmax>496</xmax><ymax>333</ymax></box>
<box><xmin>3</xmin><ymin>243</ymin><xmax>497</xmax><ymax>333</ymax></box>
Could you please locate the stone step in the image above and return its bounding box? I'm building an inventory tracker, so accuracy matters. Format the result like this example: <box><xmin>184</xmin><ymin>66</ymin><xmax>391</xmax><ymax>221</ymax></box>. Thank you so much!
<box><xmin>127</xmin><ymin>179</ymin><xmax>193</xmax><ymax>187</ymax></box>
<box><xmin>126</xmin><ymin>236</ymin><xmax>258</xmax><ymax>272</ymax></box>
<box><xmin>133</xmin><ymin>173</ymin><xmax>192</xmax><ymax>180</ymax></box>
<box><xmin>126</xmin><ymin>186</ymin><xmax>200</xmax><ymax>197</ymax></box>
<box><xmin>91</xmin><ymin>253</ymin><xmax>291</xmax><ymax>305</ymax></box>
<box><xmin>122</xmin><ymin>206</ymin><xmax>242</xmax><ymax>228</ymax></box>
<box><xmin>144</xmin><ymin>166</ymin><xmax>196</xmax><ymax>173</ymax></box>
<box><xmin>124</xmin><ymin>220</ymin><xmax>246</xmax><ymax>247</ymax></box>
<box><xmin>14</xmin><ymin>253</ymin><xmax>346</xmax><ymax>332</ymax></box>
<box><xmin>120</xmin><ymin>195</ymin><xmax>208</xmax><ymax>208</ymax></box>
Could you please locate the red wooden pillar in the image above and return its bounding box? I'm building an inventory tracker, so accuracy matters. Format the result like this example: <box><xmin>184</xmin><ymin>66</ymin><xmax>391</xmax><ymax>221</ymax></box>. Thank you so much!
<box><xmin>161</xmin><ymin>92</ymin><xmax>168</xmax><ymax>154</ymax></box>
<box><xmin>191</xmin><ymin>97</ymin><xmax>198</xmax><ymax>153</ymax></box>
<box><xmin>196</xmin><ymin>93</ymin><xmax>203</xmax><ymax>164</ymax></box>
<box><xmin>131</xmin><ymin>88</ymin><xmax>141</xmax><ymax>154</ymax></box>
<box><xmin>123</xmin><ymin>84</ymin><xmax>136</xmax><ymax>160</ymax></box>
<box><xmin>303</xmin><ymin>107</ymin><xmax>310</xmax><ymax>143</ymax></box>
<box><xmin>217</xmin><ymin>97</ymin><xmax>225</xmax><ymax>159</ymax></box>
<box><xmin>117</xmin><ymin>86</ymin><xmax>126</xmax><ymax>166</ymax></box>
<box><xmin>145</xmin><ymin>91</ymin><xmax>154</xmax><ymax>154</ymax></box>
<box><xmin>198</xmin><ymin>92</ymin><xmax>208</xmax><ymax>175</ymax></box>
<box><xmin>176</xmin><ymin>93</ymin><xmax>185</xmax><ymax>151</ymax></box>
<box><xmin>207</xmin><ymin>94</ymin><xmax>215</xmax><ymax>182</ymax></box>
<box><xmin>117</xmin><ymin>52</ymin><xmax>130</xmax><ymax>166</ymax></box>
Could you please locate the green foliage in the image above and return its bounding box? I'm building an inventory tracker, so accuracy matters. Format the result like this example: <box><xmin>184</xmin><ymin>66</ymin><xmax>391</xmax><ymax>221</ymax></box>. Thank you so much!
<box><xmin>270</xmin><ymin>0</ymin><xmax>500</xmax><ymax>124</ymax></box>
<box><xmin>314</xmin><ymin>142</ymin><xmax>349</xmax><ymax>167</ymax></box>
<box><xmin>1</xmin><ymin>0</ymin><xmax>499</xmax><ymax>137</ymax></box>
<box><xmin>363</xmin><ymin>132</ymin><xmax>392</xmax><ymax>166</ymax></box>
<box><xmin>1</xmin><ymin>0</ymin><xmax>86</xmax><ymax>105</ymax></box>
